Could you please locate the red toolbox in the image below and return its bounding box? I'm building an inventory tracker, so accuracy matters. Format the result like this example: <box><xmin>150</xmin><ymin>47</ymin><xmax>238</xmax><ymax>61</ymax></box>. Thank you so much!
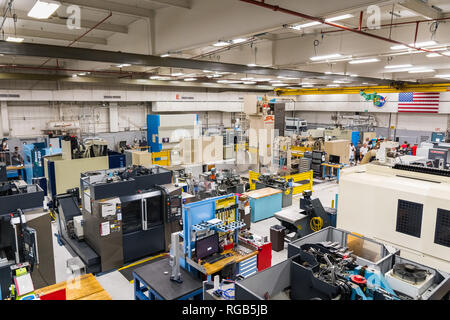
<box><xmin>239</xmin><ymin>233</ymin><xmax>272</xmax><ymax>271</ymax></box>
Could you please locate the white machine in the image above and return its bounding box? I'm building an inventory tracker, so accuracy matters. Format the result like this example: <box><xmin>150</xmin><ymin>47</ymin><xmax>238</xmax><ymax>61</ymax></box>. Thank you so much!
<box><xmin>384</xmin><ymin>263</ymin><xmax>435</xmax><ymax>299</ymax></box>
<box><xmin>337</xmin><ymin>163</ymin><xmax>450</xmax><ymax>273</ymax></box>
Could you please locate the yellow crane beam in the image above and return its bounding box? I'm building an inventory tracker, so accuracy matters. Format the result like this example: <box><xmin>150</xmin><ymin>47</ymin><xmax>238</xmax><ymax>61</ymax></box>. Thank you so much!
<box><xmin>275</xmin><ymin>83</ymin><xmax>450</xmax><ymax>95</ymax></box>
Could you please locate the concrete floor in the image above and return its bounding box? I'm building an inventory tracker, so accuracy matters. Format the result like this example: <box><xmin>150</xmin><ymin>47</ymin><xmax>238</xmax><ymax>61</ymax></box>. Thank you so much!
<box><xmin>50</xmin><ymin>180</ymin><xmax>340</xmax><ymax>300</ymax></box>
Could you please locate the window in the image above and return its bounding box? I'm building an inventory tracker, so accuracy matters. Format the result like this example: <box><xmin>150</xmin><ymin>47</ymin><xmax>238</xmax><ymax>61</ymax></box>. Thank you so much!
<box><xmin>435</xmin><ymin>209</ymin><xmax>450</xmax><ymax>248</ymax></box>
<box><xmin>396</xmin><ymin>200</ymin><xmax>423</xmax><ymax>238</ymax></box>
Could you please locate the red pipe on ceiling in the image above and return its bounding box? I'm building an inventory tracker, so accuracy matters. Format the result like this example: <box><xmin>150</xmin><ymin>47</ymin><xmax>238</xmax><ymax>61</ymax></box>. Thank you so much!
<box><xmin>320</xmin><ymin>16</ymin><xmax>450</xmax><ymax>35</ymax></box>
<box><xmin>40</xmin><ymin>11</ymin><xmax>113</xmax><ymax>68</ymax></box>
<box><xmin>239</xmin><ymin>0</ymin><xmax>449</xmax><ymax>58</ymax></box>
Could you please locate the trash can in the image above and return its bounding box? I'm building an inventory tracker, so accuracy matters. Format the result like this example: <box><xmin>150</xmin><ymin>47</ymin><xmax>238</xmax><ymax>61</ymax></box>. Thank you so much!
<box><xmin>270</xmin><ymin>225</ymin><xmax>286</xmax><ymax>252</ymax></box>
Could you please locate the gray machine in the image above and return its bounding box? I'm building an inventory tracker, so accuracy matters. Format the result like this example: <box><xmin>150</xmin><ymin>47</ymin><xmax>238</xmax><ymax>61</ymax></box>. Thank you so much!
<box><xmin>0</xmin><ymin>182</ymin><xmax>55</xmax><ymax>299</ymax></box>
<box><xmin>254</xmin><ymin>173</ymin><xmax>293</xmax><ymax>208</ymax></box>
<box><xmin>55</xmin><ymin>165</ymin><xmax>182</xmax><ymax>273</ymax></box>
<box><xmin>82</xmin><ymin>197</ymin><xmax>123</xmax><ymax>272</ymax></box>
<box><xmin>274</xmin><ymin>190</ymin><xmax>335</xmax><ymax>242</ymax></box>
<box><xmin>235</xmin><ymin>227</ymin><xmax>450</xmax><ymax>300</ymax></box>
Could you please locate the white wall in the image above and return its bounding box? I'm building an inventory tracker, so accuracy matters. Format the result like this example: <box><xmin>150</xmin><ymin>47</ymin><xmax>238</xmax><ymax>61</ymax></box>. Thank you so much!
<box><xmin>1</xmin><ymin>89</ymin><xmax>449</xmax><ymax>137</ymax></box>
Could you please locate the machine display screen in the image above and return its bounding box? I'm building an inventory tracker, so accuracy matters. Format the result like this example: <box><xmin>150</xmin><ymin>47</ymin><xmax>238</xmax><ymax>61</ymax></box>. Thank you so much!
<box><xmin>196</xmin><ymin>233</ymin><xmax>219</xmax><ymax>260</ymax></box>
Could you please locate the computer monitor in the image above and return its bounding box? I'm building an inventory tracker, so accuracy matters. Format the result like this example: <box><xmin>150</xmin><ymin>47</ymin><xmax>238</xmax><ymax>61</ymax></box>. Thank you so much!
<box><xmin>196</xmin><ymin>233</ymin><xmax>219</xmax><ymax>260</ymax></box>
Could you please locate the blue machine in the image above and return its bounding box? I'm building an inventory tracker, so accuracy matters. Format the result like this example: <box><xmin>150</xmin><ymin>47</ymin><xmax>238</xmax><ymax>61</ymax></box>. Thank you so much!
<box><xmin>23</xmin><ymin>143</ymin><xmax>62</xmax><ymax>185</ymax></box>
<box><xmin>347</xmin><ymin>266</ymin><xmax>399</xmax><ymax>300</ymax></box>
<box><xmin>107</xmin><ymin>151</ymin><xmax>126</xmax><ymax>169</ymax></box>
<box><xmin>351</xmin><ymin>131</ymin><xmax>360</xmax><ymax>147</ymax></box>
<box><xmin>432</xmin><ymin>132</ymin><xmax>446</xmax><ymax>143</ymax></box>
<box><xmin>147</xmin><ymin>114</ymin><xmax>199</xmax><ymax>154</ymax></box>
<box><xmin>181</xmin><ymin>194</ymin><xmax>249</xmax><ymax>279</ymax></box>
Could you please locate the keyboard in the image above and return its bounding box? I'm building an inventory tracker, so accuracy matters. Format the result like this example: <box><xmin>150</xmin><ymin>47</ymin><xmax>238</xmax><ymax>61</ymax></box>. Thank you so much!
<box><xmin>204</xmin><ymin>253</ymin><xmax>233</xmax><ymax>264</ymax></box>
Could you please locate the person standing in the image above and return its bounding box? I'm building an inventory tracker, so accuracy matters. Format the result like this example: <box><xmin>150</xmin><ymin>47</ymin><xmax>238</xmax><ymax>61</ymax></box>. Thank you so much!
<box><xmin>349</xmin><ymin>143</ymin><xmax>356</xmax><ymax>165</ymax></box>
<box><xmin>360</xmin><ymin>143</ymin><xmax>369</xmax><ymax>161</ymax></box>
<box><xmin>355</xmin><ymin>142</ymin><xmax>362</xmax><ymax>164</ymax></box>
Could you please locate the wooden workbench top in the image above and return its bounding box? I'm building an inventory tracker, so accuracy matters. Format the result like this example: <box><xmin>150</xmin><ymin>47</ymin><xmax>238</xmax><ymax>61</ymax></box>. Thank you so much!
<box><xmin>243</xmin><ymin>187</ymin><xmax>282</xmax><ymax>199</ymax></box>
<box><xmin>34</xmin><ymin>274</ymin><xmax>111</xmax><ymax>300</ymax></box>
<box><xmin>201</xmin><ymin>249</ymin><xmax>258</xmax><ymax>275</ymax></box>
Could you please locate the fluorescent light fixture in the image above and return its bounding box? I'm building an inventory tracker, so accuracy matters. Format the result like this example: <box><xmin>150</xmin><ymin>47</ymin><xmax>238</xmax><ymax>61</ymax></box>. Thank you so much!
<box><xmin>243</xmin><ymin>81</ymin><xmax>256</xmax><ymax>85</ymax></box>
<box><xmin>435</xmin><ymin>74</ymin><xmax>450</xmax><ymax>78</ymax></box>
<box><xmin>390</xmin><ymin>45</ymin><xmax>408</xmax><ymax>50</ymax></box>
<box><xmin>349</xmin><ymin>58</ymin><xmax>379</xmax><ymax>64</ymax></box>
<box><xmin>184</xmin><ymin>78</ymin><xmax>196</xmax><ymax>81</ymax></box>
<box><xmin>171</xmin><ymin>73</ymin><xmax>184</xmax><ymax>76</ymax></box>
<box><xmin>72</xmin><ymin>74</ymin><xmax>78</xmax><ymax>78</ymax></box>
<box><xmin>310</xmin><ymin>53</ymin><xmax>342</xmax><ymax>61</ymax></box>
<box><xmin>203</xmin><ymin>70</ymin><xmax>213</xmax><ymax>73</ymax></box>
<box><xmin>391</xmin><ymin>40</ymin><xmax>437</xmax><ymax>50</ymax></box>
<box><xmin>326</xmin><ymin>14</ymin><xmax>354</xmax><ymax>22</ymax></box>
<box><xmin>232</xmin><ymin>38</ymin><xmax>247</xmax><ymax>44</ymax></box>
<box><xmin>333</xmin><ymin>80</ymin><xmax>352</xmax><ymax>84</ymax></box>
<box><xmin>327</xmin><ymin>84</ymin><xmax>339</xmax><ymax>87</ymax></box>
<box><xmin>27</xmin><ymin>0</ymin><xmax>60</xmax><ymax>19</ymax></box>
<box><xmin>6</xmin><ymin>37</ymin><xmax>24</xmax><ymax>43</ymax></box>
<box><xmin>269</xmin><ymin>80</ymin><xmax>282</xmax><ymax>83</ymax></box>
<box><xmin>213</xmin><ymin>41</ymin><xmax>230</xmax><ymax>47</ymax></box>
<box><xmin>241</xmin><ymin>77</ymin><xmax>254</xmax><ymax>81</ymax></box>
<box><xmin>385</xmin><ymin>64</ymin><xmax>413</xmax><ymax>69</ymax></box>
<box><xmin>255</xmin><ymin>78</ymin><xmax>272</xmax><ymax>82</ymax></box>
<box><xmin>291</xmin><ymin>21</ymin><xmax>321</xmax><ymax>30</ymax></box>
<box><xmin>275</xmin><ymin>83</ymin><xmax>288</xmax><ymax>87</ymax></box>
<box><xmin>409</xmin><ymin>40</ymin><xmax>437</xmax><ymax>47</ymax></box>
<box><xmin>427</xmin><ymin>51</ymin><xmax>450</xmax><ymax>58</ymax></box>
<box><xmin>150</xmin><ymin>76</ymin><xmax>162</xmax><ymax>80</ymax></box>
<box><xmin>302</xmin><ymin>84</ymin><xmax>314</xmax><ymax>88</ymax></box>
<box><xmin>325</xmin><ymin>71</ymin><xmax>332</xmax><ymax>74</ymax></box>
<box><xmin>117</xmin><ymin>63</ymin><xmax>131</xmax><ymax>68</ymax></box>
<box><xmin>291</xmin><ymin>14</ymin><xmax>353</xmax><ymax>29</ymax></box>
<box><xmin>408</xmin><ymin>69</ymin><xmax>435</xmax><ymax>73</ymax></box>
<box><xmin>247</xmin><ymin>63</ymin><xmax>257</xmax><ymax>67</ymax></box>
<box><xmin>160</xmin><ymin>53</ymin><xmax>170</xmax><ymax>58</ymax></box>
<box><xmin>350</xmin><ymin>74</ymin><xmax>358</xmax><ymax>77</ymax></box>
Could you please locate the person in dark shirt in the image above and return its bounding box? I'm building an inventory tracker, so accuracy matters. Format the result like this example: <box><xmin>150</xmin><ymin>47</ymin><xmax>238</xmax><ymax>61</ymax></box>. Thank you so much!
<box><xmin>11</xmin><ymin>146</ymin><xmax>23</xmax><ymax>165</ymax></box>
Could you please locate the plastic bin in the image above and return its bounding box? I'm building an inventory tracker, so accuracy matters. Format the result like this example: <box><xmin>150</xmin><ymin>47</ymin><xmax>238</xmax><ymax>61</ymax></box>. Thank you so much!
<box><xmin>270</xmin><ymin>225</ymin><xmax>286</xmax><ymax>252</ymax></box>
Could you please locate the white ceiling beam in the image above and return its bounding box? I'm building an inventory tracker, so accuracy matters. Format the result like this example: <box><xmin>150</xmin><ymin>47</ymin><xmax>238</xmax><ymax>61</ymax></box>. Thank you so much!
<box><xmin>7</xmin><ymin>28</ymin><xmax>108</xmax><ymax>45</ymax></box>
<box><xmin>398</xmin><ymin>0</ymin><xmax>443</xmax><ymax>20</ymax></box>
<box><xmin>13</xmin><ymin>10</ymin><xmax>128</xmax><ymax>34</ymax></box>
<box><xmin>60</xmin><ymin>0</ymin><xmax>153</xmax><ymax>18</ymax></box>
<box><xmin>145</xmin><ymin>0</ymin><xmax>190</xmax><ymax>9</ymax></box>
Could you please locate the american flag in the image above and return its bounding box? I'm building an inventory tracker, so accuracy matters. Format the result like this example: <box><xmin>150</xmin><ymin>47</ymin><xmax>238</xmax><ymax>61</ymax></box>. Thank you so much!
<box><xmin>398</xmin><ymin>92</ymin><xmax>440</xmax><ymax>113</ymax></box>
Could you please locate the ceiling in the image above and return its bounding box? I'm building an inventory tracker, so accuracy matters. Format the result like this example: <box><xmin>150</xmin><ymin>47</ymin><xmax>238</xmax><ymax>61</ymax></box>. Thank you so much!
<box><xmin>0</xmin><ymin>0</ymin><xmax>449</xmax><ymax>90</ymax></box>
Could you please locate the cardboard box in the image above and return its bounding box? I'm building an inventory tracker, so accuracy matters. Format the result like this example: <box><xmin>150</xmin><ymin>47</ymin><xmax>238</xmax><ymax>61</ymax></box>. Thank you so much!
<box><xmin>324</xmin><ymin>139</ymin><xmax>350</xmax><ymax>164</ymax></box>
<box><xmin>132</xmin><ymin>151</ymin><xmax>152</xmax><ymax>166</ymax></box>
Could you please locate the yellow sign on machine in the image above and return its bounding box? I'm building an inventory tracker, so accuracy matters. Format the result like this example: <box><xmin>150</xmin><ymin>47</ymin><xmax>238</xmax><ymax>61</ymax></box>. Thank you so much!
<box><xmin>215</xmin><ymin>196</ymin><xmax>236</xmax><ymax>225</ymax></box>
<box><xmin>248</xmin><ymin>170</ymin><xmax>313</xmax><ymax>195</ymax></box>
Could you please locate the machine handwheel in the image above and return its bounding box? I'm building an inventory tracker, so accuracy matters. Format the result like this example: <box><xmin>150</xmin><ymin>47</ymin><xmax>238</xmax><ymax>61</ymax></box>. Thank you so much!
<box><xmin>310</xmin><ymin>217</ymin><xmax>323</xmax><ymax>232</ymax></box>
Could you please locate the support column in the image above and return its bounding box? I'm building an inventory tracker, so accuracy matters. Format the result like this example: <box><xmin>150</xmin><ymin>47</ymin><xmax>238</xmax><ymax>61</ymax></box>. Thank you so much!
<box><xmin>109</xmin><ymin>103</ymin><xmax>119</xmax><ymax>133</ymax></box>
<box><xmin>1</xmin><ymin>101</ymin><xmax>9</xmax><ymax>136</ymax></box>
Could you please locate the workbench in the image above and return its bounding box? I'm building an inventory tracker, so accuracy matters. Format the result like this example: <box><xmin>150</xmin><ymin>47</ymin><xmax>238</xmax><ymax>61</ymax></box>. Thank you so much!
<box><xmin>243</xmin><ymin>187</ymin><xmax>282</xmax><ymax>222</ymax></box>
<box><xmin>321</xmin><ymin>163</ymin><xmax>343</xmax><ymax>182</ymax></box>
<box><xmin>187</xmin><ymin>249</ymin><xmax>258</xmax><ymax>276</ymax></box>
<box><xmin>133</xmin><ymin>258</ymin><xmax>203</xmax><ymax>300</ymax></box>
<box><xmin>34</xmin><ymin>273</ymin><xmax>111</xmax><ymax>300</ymax></box>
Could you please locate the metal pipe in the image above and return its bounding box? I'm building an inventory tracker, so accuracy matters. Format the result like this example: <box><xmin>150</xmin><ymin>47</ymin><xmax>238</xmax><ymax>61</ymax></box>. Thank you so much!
<box><xmin>240</xmin><ymin>0</ymin><xmax>450</xmax><ymax>58</ymax></box>
<box><xmin>0</xmin><ymin>0</ymin><xmax>13</xmax><ymax>32</ymax></box>
<box><xmin>40</xmin><ymin>11</ymin><xmax>113</xmax><ymax>67</ymax></box>
<box><xmin>321</xmin><ymin>16</ymin><xmax>450</xmax><ymax>35</ymax></box>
